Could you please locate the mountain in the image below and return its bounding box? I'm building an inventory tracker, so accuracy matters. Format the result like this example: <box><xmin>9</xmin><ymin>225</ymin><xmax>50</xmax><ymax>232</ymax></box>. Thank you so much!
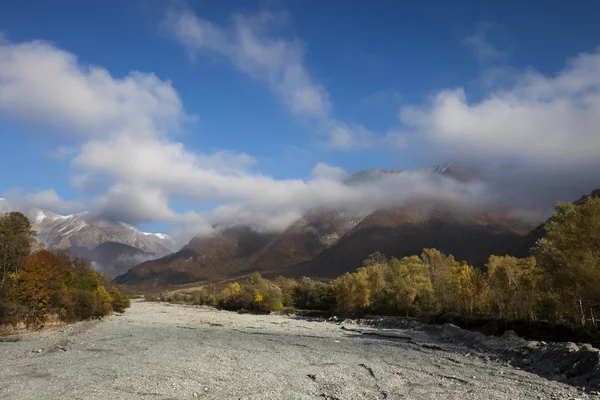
<box><xmin>30</xmin><ymin>209</ymin><xmax>176</xmax><ymax>255</ymax></box>
<box><xmin>509</xmin><ymin>189</ymin><xmax>600</xmax><ymax>258</ymax></box>
<box><xmin>344</xmin><ymin>168</ymin><xmax>405</xmax><ymax>185</ymax></box>
<box><xmin>116</xmin><ymin>226</ymin><xmax>275</xmax><ymax>287</ymax></box>
<box><xmin>70</xmin><ymin>242</ymin><xmax>154</xmax><ymax>277</ymax></box>
<box><xmin>284</xmin><ymin>203</ymin><xmax>533</xmax><ymax>279</ymax></box>
<box><xmin>116</xmin><ymin>210</ymin><xmax>369</xmax><ymax>288</ymax></box>
<box><xmin>0</xmin><ymin>199</ymin><xmax>178</xmax><ymax>276</ymax></box>
<box><xmin>117</xmin><ymin>165</ymin><xmax>538</xmax><ymax>289</ymax></box>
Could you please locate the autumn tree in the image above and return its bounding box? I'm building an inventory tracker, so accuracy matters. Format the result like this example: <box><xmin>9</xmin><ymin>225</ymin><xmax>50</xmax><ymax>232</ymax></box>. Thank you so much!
<box><xmin>535</xmin><ymin>197</ymin><xmax>600</xmax><ymax>325</ymax></box>
<box><xmin>452</xmin><ymin>262</ymin><xmax>487</xmax><ymax>316</ymax></box>
<box><xmin>486</xmin><ymin>255</ymin><xmax>540</xmax><ymax>320</ymax></box>
<box><xmin>273</xmin><ymin>276</ymin><xmax>298</xmax><ymax>307</ymax></box>
<box><xmin>16</xmin><ymin>250</ymin><xmax>65</xmax><ymax>328</ymax></box>
<box><xmin>420</xmin><ymin>248</ymin><xmax>460</xmax><ymax>312</ymax></box>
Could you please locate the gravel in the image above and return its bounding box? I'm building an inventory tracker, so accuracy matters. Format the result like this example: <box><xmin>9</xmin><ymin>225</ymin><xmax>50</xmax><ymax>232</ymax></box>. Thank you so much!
<box><xmin>0</xmin><ymin>300</ymin><xmax>592</xmax><ymax>399</ymax></box>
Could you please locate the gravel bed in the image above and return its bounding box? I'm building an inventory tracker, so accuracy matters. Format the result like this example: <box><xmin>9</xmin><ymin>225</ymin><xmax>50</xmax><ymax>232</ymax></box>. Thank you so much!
<box><xmin>0</xmin><ymin>300</ymin><xmax>590</xmax><ymax>399</ymax></box>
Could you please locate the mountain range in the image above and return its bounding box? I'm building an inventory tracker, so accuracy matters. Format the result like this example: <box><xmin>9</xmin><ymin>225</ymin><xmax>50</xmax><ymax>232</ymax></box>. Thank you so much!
<box><xmin>6</xmin><ymin>166</ymin><xmax>593</xmax><ymax>288</ymax></box>
<box><xmin>115</xmin><ymin>165</ymin><xmax>538</xmax><ymax>289</ymax></box>
<box><xmin>0</xmin><ymin>198</ymin><xmax>178</xmax><ymax>276</ymax></box>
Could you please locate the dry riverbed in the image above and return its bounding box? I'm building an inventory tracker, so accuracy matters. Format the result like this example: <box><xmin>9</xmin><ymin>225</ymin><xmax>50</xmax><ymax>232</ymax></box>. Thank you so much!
<box><xmin>0</xmin><ymin>300</ymin><xmax>594</xmax><ymax>399</ymax></box>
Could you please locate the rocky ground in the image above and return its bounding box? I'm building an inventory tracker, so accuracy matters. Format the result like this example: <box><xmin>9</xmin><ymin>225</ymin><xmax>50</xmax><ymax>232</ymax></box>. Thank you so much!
<box><xmin>0</xmin><ymin>300</ymin><xmax>596</xmax><ymax>399</ymax></box>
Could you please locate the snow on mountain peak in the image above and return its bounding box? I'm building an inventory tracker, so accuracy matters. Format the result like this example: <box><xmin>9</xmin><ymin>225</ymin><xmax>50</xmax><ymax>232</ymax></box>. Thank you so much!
<box><xmin>143</xmin><ymin>232</ymin><xmax>171</xmax><ymax>241</ymax></box>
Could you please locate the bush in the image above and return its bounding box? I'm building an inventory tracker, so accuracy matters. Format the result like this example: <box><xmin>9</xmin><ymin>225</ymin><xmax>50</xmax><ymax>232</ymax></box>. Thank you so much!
<box><xmin>62</xmin><ymin>289</ymin><xmax>95</xmax><ymax>322</ymax></box>
<box><xmin>294</xmin><ymin>277</ymin><xmax>334</xmax><ymax>311</ymax></box>
<box><xmin>109</xmin><ymin>286</ymin><xmax>130</xmax><ymax>313</ymax></box>
<box><xmin>144</xmin><ymin>293</ymin><xmax>160</xmax><ymax>302</ymax></box>
<box><xmin>219</xmin><ymin>273</ymin><xmax>284</xmax><ymax>313</ymax></box>
<box><xmin>93</xmin><ymin>286</ymin><xmax>112</xmax><ymax>318</ymax></box>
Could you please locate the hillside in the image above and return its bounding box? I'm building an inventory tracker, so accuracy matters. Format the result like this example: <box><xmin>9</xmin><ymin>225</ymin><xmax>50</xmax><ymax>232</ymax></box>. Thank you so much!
<box><xmin>116</xmin><ymin>226</ymin><xmax>276</xmax><ymax>288</ymax></box>
<box><xmin>69</xmin><ymin>242</ymin><xmax>154</xmax><ymax>277</ymax></box>
<box><xmin>282</xmin><ymin>203</ymin><xmax>534</xmax><ymax>279</ymax></box>
<box><xmin>116</xmin><ymin>165</ymin><xmax>542</xmax><ymax>289</ymax></box>
<box><xmin>117</xmin><ymin>205</ymin><xmax>535</xmax><ymax>289</ymax></box>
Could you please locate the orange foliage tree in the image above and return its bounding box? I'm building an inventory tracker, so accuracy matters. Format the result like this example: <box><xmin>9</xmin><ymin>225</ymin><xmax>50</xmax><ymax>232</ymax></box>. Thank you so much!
<box><xmin>17</xmin><ymin>250</ymin><xmax>65</xmax><ymax>328</ymax></box>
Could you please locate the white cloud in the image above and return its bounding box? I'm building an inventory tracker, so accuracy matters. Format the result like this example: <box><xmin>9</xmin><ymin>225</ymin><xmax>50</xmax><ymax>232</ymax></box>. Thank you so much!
<box><xmin>311</xmin><ymin>163</ymin><xmax>348</xmax><ymax>181</ymax></box>
<box><xmin>0</xmin><ymin>41</ymin><xmax>186</xmax><ymax>138</ymax></box>
<box><xmin>167</xmin><ymin>9</ymin><xmax>331</xmax><ymax>119</ymax></box>
<box><xmin>463</xmin><ymin>22</ymin><xmax>508</xmax><ymax>62</ymax></box>
<box><xmin>166</xmin><ymin>6</ymin><xmax>377</xmax><ymax>150</ymax></box>
<box><xmin>401</xmin><ymin>48</ymin><xmax>600</xmax><ymax>168</ymax></box>
<box><xmin>3</xmin><ymin>189</ymin><xmax>83</xmax><ymax>214</ymax></box>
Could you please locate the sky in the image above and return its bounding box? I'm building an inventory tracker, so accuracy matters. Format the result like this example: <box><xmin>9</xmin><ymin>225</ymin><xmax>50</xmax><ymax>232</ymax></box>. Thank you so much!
<box><xmin>1</xmin><ymin>0</ymin><xmax>600</xmax><ymax>241</ymax></box>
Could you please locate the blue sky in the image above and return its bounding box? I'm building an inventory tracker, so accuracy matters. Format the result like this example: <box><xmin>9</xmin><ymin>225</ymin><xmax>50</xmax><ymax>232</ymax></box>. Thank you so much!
<box><xmin>1</xmin><ymin>0</ymin><xmax>600</xmax><ymax>238</ymax></box>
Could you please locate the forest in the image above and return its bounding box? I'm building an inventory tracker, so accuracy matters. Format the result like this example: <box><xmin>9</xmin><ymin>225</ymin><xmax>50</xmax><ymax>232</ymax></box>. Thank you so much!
<box><xmin>0</xmin><ymin>212</ymin><xmax>130</xmax><ymax>331</ymax></box>
<box><xmin>156</xmin><ymin>197</ymin><xmax>600</xmax><ymax>331</ymax></box>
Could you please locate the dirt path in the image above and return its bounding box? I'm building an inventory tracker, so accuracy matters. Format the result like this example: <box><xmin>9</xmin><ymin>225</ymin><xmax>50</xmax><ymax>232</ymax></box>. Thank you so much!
<box><xmin>0</xmin><ymin>301</ymin><xmax>586</xmax><ymax>399</ymax></box>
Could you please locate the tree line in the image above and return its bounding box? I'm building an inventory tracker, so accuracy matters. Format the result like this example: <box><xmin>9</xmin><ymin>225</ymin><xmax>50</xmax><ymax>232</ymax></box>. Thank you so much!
<box><xmin>154</xmin><ymin>196</ymin><xmax>600</xmax><ymax>329</ymax></box>
<box><xmin>0</xmin><ymin>212</ymin><xmax>130</xmax><ymax>330</ymax></box>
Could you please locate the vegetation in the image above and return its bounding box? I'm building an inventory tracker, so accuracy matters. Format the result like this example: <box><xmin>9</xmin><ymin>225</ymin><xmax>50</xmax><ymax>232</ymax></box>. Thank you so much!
<box><xmin>149</xmin><ymin>197</ymin><xmax>600</xmax><ymax>332</ymax></box>
<box><xmin>0</xmin><ymin>212</ymin><xmax>130</xmax><ymax>330</ymax></box>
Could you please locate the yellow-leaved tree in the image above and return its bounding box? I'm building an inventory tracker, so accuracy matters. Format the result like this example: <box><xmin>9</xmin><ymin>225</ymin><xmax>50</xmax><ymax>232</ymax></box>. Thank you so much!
<box><xmin>535</xmin><ymin>196</ymin><xmax>600</xmax><ymax>326</ymax></box>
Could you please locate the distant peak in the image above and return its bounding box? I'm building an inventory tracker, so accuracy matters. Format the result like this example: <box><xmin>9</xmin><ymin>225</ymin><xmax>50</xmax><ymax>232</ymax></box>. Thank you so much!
<box><xmin>419</xmin><ymin>163</ymin><xmax>453</xmax><ymax>174</ymax></box>
<box><xmin>345</xmin><ymin>168</ymin><xmax>405</xmax><ymax>185</ymax></box>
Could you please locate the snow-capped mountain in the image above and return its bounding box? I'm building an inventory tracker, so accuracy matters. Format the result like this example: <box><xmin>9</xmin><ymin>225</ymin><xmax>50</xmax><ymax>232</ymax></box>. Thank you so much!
<box><xmin>1</xmin><ymin>199</ymin><xmax>178</xmax><ymax>276</ymax></box>
<box><xmin>29</xmin><ymin>209</ymin><xmax>177</xmax><ymax>255</ymax></box>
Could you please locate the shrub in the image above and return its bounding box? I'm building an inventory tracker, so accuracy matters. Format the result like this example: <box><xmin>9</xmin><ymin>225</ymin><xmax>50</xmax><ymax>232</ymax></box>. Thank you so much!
<box><xmin>93</xmin><ymin>286</ymin><xmax>112</xmax><ymax>318</ymax></box>
<box><xmin>109</xmin><ymin>286</ymin><xmax>131</xmax><ymax>313</ymax></box>
<box><xmin>62</xmin><ymin>289</ymin><xmax>95</xmax><ymax>322</ymax></box>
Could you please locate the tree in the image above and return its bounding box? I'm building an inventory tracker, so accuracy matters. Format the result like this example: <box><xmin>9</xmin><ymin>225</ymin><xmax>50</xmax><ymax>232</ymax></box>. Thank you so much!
<box><xmin>535</xmin><ymin>197</ymin><xmax>600</xmax><ymax>325</ymax></box>
<box><xmin>384</xmin><ymin>256</ymin><xmax>434</xmax><ymax>315</ymax></box>
<box><xmin>273</xmin><ymin>276</ymin><xmax>298</xmax><ymax>307</ymax></box>
<box><xmin>486</xmin><ymin>255</ymin><xmax>540</xmax><ymax>320</ymax></box>
<box><xmin>420</xmin><ymin>248</ymin><xmax>460</xmax><ymax>312</ymax></box>
<box><xmin>452</xmin><ymin>262</ymin><xmax>486</xmax><ymax>316</ymax></box>
<box><xmin>0</xmin><ymin>212</ymin><xmax>37</xmax><ymax>285</ymax></box>
<box><xmin>16</xmin><ymin>250</ymin><xmax>65</xmax><ymax>328</ymax></box>
<box><xmin>362</xmin><ymin>251</ymin><xmax>388</xmax><ymax>267</ymax></box>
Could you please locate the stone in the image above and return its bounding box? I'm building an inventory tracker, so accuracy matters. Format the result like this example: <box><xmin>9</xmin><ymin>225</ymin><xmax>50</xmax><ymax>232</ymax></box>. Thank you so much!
<box><xmin>526</xmin><ymin>341</ymin><xmax>540</xmax><ymax>350</ymax></box>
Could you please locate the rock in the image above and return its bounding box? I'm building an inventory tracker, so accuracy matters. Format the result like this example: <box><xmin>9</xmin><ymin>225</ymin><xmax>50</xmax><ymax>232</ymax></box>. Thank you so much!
<box><xmin>581</xmin><ymin>343</ymin><xmax>599</xmax><ymax>352</ymax></box>
<box><xmin>193</xmin><ymin>393</ymin><xmax>198</xmax><ymax>398</ymax></box>
<box><xmin>502</xmin><ymin>330</ymin><xmax>520</xmax><ymax>340</ymax></box>
<box><xmin>522</xmin><ymin>358</ymin><xmax>532</xmax><ymax>365</ymax></box>
<box><xmin>565</xmin><ymin>342</ymin><xmax>580</xmax><ymax>353</ymax></box>
<box><xmin>526</xmin><ymin>341</ymin><xmax>540</xmax><ymax>350</ymax></box>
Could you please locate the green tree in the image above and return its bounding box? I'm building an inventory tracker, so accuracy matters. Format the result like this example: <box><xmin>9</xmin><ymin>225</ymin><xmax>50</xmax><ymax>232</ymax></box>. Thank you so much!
<box><xmin>0</xmin><ymin>212</ymin><xmax>37</xmax><ymax>285</ymax></box>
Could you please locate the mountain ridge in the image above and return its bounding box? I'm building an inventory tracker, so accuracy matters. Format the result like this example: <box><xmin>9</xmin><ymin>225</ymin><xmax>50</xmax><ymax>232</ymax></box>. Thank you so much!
<box><xmin>115</xmin><ymin>165</ymin><xmax>539</xmax><ymax>289</ymax></box>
